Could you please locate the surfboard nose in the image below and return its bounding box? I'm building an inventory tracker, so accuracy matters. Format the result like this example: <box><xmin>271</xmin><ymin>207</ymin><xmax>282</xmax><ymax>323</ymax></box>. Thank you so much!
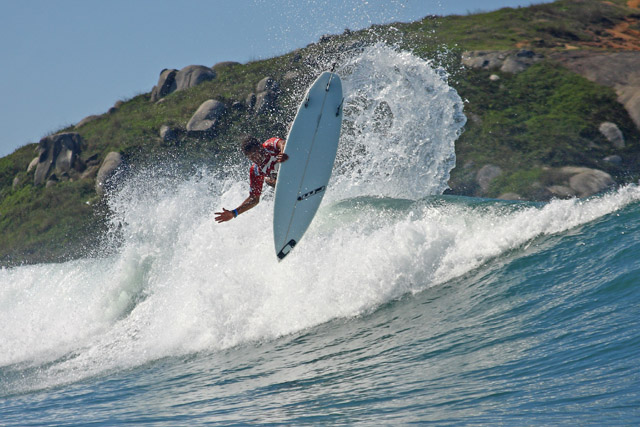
<box><xmin>273</xmin><ymin>71</ymin><xmax>343</xmax><ymax>260</ymax></box>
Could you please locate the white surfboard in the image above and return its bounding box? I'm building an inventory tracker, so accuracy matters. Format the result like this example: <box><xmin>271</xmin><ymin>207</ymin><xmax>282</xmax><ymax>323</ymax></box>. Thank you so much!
<box><xmin>273</xmin><ymin>71</ymin><xmax>343</xmax><ymax>260</ymax></box>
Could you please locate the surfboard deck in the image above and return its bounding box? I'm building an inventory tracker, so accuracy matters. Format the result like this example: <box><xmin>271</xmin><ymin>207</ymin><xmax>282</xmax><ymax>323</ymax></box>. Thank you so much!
<box><xmin>273</xmin><ymin>71</ymin><xmax>343</xmax><ymax>260</ymax></box>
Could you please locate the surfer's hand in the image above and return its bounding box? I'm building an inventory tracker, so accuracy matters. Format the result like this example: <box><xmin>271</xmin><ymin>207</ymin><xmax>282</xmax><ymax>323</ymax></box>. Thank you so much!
<box><xmin>276</xmin><ymin>153</ymin><xmax>289</xmax><ymax>163</ymax></box>
<box><xmin>215</xmin><ymin>208</ymin><xmax>234</xmax><ymax>223</ymax></box>
<box><xmin>266</xmin><ymin>177</ymin><xmax>276</xmax><ymax>187</ymax></box>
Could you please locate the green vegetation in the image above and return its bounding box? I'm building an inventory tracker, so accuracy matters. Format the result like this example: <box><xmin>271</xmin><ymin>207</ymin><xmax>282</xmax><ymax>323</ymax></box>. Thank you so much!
<box><xmin>2</xmin><ymin>0</ymin><xmax>640</xmax><ymax>264</ymax></box>
<box><xmin>404</xmin><ymin>0</ymin><xmax>637</xmax><ymax>51</ymax></box>
<box><xmin>0</xmin><ymin>180</ymin><xmax>101</xmax><ymax>264</ymax></box>
<box><xmin>450</xmin><ymin>61</ymin><xmax>640</xmax><ymax>198</ymax></box>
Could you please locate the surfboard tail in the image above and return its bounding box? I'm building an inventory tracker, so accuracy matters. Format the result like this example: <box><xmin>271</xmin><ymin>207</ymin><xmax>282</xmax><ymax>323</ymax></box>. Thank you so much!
<box><xmin>273</xmin><ymin>71</ymin><xmax>343</xmax><ymax>260</ymax></box>
<box><xmin>277</xmin><ymin>239</ymin><xmax>297</xmax><ymax>261</ymax></box>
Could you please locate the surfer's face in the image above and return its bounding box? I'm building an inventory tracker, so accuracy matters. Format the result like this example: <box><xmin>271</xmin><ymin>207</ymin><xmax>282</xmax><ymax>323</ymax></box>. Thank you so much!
<box><xmin>245</xmin><ymin>147</ymin><xmax>265</xmax><ymax>164</ymax></box>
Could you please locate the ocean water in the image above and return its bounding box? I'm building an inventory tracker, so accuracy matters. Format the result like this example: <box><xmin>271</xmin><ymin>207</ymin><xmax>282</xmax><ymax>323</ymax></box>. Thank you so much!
<box><xmin>1</xmin><ymin>45</ymin><xmax>639</xmax><ymax>425</ymax></box>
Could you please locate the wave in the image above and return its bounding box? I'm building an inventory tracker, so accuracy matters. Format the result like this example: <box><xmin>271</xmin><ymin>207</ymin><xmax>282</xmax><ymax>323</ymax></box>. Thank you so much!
<box><xmin>2</xmin><ymin>184</ymin><xmax>639</xmax><ymax>393</ymax></box>
<box><xmin>2</xmin><ymin>44</ymin><xmax>639</xmax><ymax>393</ymax></box>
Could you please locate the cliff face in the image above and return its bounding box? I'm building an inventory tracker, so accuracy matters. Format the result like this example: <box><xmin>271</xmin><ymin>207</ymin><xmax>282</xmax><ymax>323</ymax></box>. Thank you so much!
<box><xmin>1</xmin><ymin>0</ymin><xmax>640</xmax><ymax>265</ymax></box>
<box><xmin>552</xmin><ymin>51</ymin><xmax>640</xmax><ymax>128</ymax></box>
<box><xmin>450</xmin><ymin>48</ymin><xmax>640</xmax><ymax>199</ymax></box>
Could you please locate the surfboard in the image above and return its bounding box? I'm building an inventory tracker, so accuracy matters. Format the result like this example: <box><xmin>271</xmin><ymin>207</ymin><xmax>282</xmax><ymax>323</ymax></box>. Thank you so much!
<box><xmin>273</xmin><ymin>71</ymin><xmax>344</xmax><ymax>260</ymax></box>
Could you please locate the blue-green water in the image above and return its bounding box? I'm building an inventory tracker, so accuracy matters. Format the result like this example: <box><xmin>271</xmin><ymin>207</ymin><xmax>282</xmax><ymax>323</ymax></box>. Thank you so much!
<box><xmin>1</xmin><ymin>45</ymin><xmax>639</xmax><ymax>424</ymax></box>
<box><xmin>1</xmin><ymin>190</ymin><xmax>639</xmax><ymax>425</ymax></box>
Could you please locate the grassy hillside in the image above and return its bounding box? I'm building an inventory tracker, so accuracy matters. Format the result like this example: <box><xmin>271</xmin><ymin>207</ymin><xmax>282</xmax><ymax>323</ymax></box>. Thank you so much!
<box><xmin>2</xmin><ymin>0</ymin><xmax>640</xmax><ymax>265</ymax></box>
<box><xmin>451</xmin><ymin>60</ymin><xmax>639</xmax><ymax>198</ymax></box>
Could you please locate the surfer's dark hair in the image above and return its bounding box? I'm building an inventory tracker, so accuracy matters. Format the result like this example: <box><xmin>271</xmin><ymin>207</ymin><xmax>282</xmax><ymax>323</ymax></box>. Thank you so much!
<box><xmin>241</xmin><ymin>136</ymin><xmax>261</xmax><ymax>154</ymax></box>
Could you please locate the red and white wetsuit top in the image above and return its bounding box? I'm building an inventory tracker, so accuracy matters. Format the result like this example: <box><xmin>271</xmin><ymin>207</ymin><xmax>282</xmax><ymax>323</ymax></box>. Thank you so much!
<box><xmin>249</xmin><ymin>137</ymin><xmax>284</xmax><ymax>198</ymax></box>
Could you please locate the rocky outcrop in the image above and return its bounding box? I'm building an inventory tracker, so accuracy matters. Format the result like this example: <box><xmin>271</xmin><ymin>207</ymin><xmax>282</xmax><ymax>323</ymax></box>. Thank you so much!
<box><xmin>245</xmin><ymin>93</ymin><xmax>257</xmax><ymax>110</ymax></box>
<box><xmin>552</xmin><ymin>51</ymin><xmax>640</xmax><ymax>131</ymax></box>
<box><xmin>96</xmin><ymin>152</ymin><xmax>123</xmax><ymax>196</ymax></box>
<box><xmin>27</xmin><ymin>157</ymin><xmax>39</xmax><ymax>173</ymax></box>
<box><xmin>150</xmin><ymin>65</ymin><xmax>216</xmax><ymax>102</ymax></box>
<box><xmin>603</xmin><ymin>155</ymin><xmax>622</xmax><ymax>166</ymax></box>
<box><xmin>108</xmin><ymin>100</ymin><xmax>124</xmax><ymax>114</ymax></box>
<box><xmin>150</xmin><ymin>69</ymin><xmax>178</xmax><ymax>102</ymax></box>
<box><xmin>78</xmin><ymin>154</ymin><xmax>100</xmax><ymax>180</ymax></box>
<box><xmin>75</xmin><ymin>114</ymin><xmax>100</xmax><ymax>129</ymax></box>
<box><xmin>212</xmin><ymin>61</ymin><xmax>240</xmax><ymax>71</ymax></box>
<box><xmin>34</xmin><ymin>133</ymin><xmax>86</xmax><ymax>186</ymax></box>
<box><xmin>566</xmin><ymin>168</ymin><xmax>615</xmax><ymax>198</ymax></box>
<box><xmin>254</xmin><ymin>77</ymin><xmax>280</xmax><ymax>114</ymax></box>
<box><xmin>546</xmin><ymin>167</ymin><xmax>615</xmax><ymax>199</ymax></box>
<box><xmin>487</xmin><ymin>166</ymin><xmax>615</xmax><ymax>200</ymax></box>
<box><xmin>598</xmin><ymin>121</ymin><xmax>625</xmax><ymax>148</ymax></box>
<box><xmin>12</xmin><ymin>176</ymin><xmax>22</xmax><ymax>191</ymax></box>
<box><xmin>476</xmin><ymin>164</ymin><xmax>503</xmax><ymax>192</ymax></box>
<box><xmin>186</xmin><ymin>100</ymin><xmax>227</xmax><ymax>136</ymax></box>
<box><xmin>175</xmin><ymin>65</ymin><xmax>216</xmax><ymax>91</ymax></box>
<box><xmin>159</xmin><ymin>125</ymin><xmax>178</xmax><ymax>142</ymax></box>
<box><xmin>462</xmin><ymin>49</ymin><xmax>544</xmax><ymax>73</ymax></box>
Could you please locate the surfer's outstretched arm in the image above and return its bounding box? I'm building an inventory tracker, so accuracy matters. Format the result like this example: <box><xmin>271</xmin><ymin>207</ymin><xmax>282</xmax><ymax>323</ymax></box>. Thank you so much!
<box><xmin>215</xmin><ymin>195</ymin><xmax>259</xmax><ymax>223</ymax></box>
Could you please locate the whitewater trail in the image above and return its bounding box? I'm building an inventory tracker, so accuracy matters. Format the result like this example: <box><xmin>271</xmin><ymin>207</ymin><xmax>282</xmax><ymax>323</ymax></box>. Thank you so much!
<box><xmin>2</xmin><ymin>44</ymin><xmax>640</xmax><ymax>394</ymax></box>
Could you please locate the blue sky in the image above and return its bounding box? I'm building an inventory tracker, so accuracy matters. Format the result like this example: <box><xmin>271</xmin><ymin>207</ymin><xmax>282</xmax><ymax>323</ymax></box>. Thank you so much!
<box><xmin>0</xmin><ymin>0</ymin><xmax>548</xmax><ymax>157</ymax></box>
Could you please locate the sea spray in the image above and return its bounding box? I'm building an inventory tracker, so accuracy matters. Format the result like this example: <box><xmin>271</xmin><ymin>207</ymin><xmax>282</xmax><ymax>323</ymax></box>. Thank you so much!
<box><xmin>2</xmin><ymin>182</ymin><xmax>640</xmax><ymax>392</ymax></box>
<box><xmin>4</xmin><ymin>45</ymin><xmax>638</xmax><ymax>394</ymax></box>
<box><xmin>333</xmin><ymin>42</ymin><xmax>466</xmax><ymax>199</ymax></box>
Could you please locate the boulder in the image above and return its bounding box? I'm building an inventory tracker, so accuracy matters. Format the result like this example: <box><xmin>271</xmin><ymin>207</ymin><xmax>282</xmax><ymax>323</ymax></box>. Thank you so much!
<box><xmin>175</xmin><ymin>65</ymin><xmax>216</xmax><ymax>91</ymax></box>
<box><xmin>619</xmin><ymin>86</ymin><xmax>640</xmax><ymax>131</ymax></box>
<box><xmin>186</xmin><ymin>100</ymin><xmax>227</xmax><ymax>135</ymax></box>
<box><xmin>27</xmin><ymin>157</ymin><xmax>39</xmax><ymax>173</ymax></box>
<box><xmin>46</xmin><ymin>174</ymin><xmax>59</xmax><ymax>188</ymax></box>
<box><xmin>212</xmin><ymin>61</ymin><xmax>240</xmax><ymax>71</ymax></box>
<box><xmin>546</xmin><ymin>185</ymin><xmax>577</xmax><ymax>198</ymax></box>
<box><xmin>34</xmin><ymin>133</ymin><xmax>85</xmax><ymax>186</ymax></box>
<box><xmin>255</xmin><ymin>91</ymin><xmax>278</xmax><ymax>114</ymax></box>
<box><xmin>256</xmin><ymin>77</ymin><xmax>279</xmax><ymax>93</ymax></box>
<box><xmin>254</xmin><ymin>77</ymin><xmax>280</xmax><ymax>114</ymax></box>
<box><xmin>462</xmin><ymin>51</ymin><xmax>509</xmax><ymax>70</ymax></box>
<box><xmin>516</xmin><ymin>49</ymin><xmax>536</xmax><ymax>59</ymax></box>
<box><xmin>598</xmin><ymin>122</ymin><xmax>625</xmax><ymax>148</ymax></box>
<box><xmin>462</xmin><ymin>49</ymin><xmax>544</xmax><ymax>73</ymax></box>
<box><xmin>159</xmin><ymin>125</ymin><xmax>178</xmax><ymax>142</ymax></box>
<box><xmin>476</xmin><ymin>164</ymin><xmax>503</xmax><ymax>193</ymax></box>
<box><xmin>108</xmin><ymin>100</ymin><xmax>124</xmax><ymax>114</ymax></box>
<box><xmin>603</xmin><ymin>155</ymin><xmax>622</xmax><ymax>165</ymax></box>
<box><xmin>568</xmin><ymin>169</ymin><xmax>615</xmax><ymax>197</ymax></box>
<box><xmin>75</xmin><ymin>114</ymin><xmax>100</xmax><ymax>129</ymax></box>
<box><xmin>85</xmin><ymin>153</ymin><xmax>100</xmax><ymax>167</ymax></box>
<box><xmin>500</xmin><ymin>57</ymin><xmax>529</xmax><ymax>73</ymax></box>
<box><xmin>245</xmin><ymin>93</ymin><xmax>256</xmax><ymax>110</ymax></box>
<box><xmin>552</xmin><ymin>51</ymin><xmax>640</xmax><ymax>131</ymax></box>
<box><xmin>96</xmin><ymin>152</ymin><xmax>123</xmax><ymax>196</ymax></box>
<box><xmin>150</xmin><ymin>69</ymin><xmax>177</xmax><ymax>102</ymax></box>
<box><xmin>80</xmin><ymin>165</ymin><xmax>100</xmax><ymax>180</ymax></box>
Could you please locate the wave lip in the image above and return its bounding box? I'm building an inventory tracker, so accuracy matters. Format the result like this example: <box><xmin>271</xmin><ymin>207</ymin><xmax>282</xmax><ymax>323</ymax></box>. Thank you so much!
<box><xmin>4</xmin><ymin>44</ymin><xmax>639</xmax><ymax>394</ymax></box>
<box><xmin>333</xmin><ymin>42</ymin><xmax>466</xmax><ymax>200</ymax></box>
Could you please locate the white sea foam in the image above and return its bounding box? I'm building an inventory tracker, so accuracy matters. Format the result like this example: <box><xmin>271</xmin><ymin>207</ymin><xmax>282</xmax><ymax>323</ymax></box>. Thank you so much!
<box><xmin>2</xmin><ymin>45</ymin><xmax>639</xmax><ymax>392</ymax></box>
<box><xmin>333</xmin><ymin>43</ymin><xmax>466</xmax><ymax>199</ymax></box>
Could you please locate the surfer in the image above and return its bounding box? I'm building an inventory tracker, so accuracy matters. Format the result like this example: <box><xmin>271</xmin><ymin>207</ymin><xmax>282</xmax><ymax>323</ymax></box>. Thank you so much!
<box><xmin>215</xmin><ymin>136</ymin><xmax>288</xmax><ymax>223</ymax></box>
